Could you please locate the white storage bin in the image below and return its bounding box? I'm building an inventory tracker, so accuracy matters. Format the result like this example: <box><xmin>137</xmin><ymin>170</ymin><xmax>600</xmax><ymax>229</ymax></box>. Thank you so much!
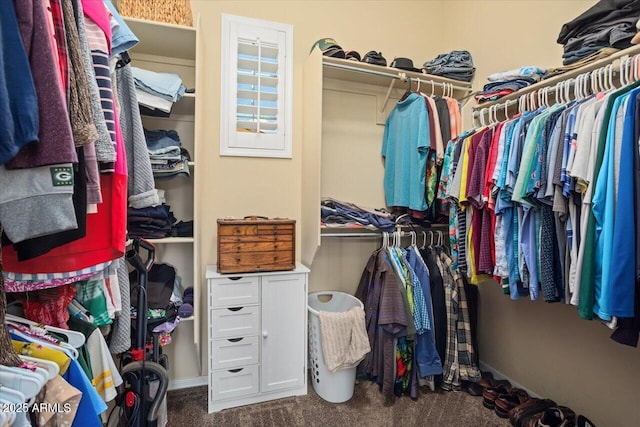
<box><xmin>307</xmin><ymin>291</ymin><xmax>364</xmax><ymax>403</ymax></box>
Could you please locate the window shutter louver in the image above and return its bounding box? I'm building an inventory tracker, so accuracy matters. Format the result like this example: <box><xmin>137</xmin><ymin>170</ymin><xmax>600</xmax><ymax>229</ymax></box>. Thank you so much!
<box><xmin>221</xmin><ymin>15</ymin><xmax>292</xmax><ymax>158</ymax></box>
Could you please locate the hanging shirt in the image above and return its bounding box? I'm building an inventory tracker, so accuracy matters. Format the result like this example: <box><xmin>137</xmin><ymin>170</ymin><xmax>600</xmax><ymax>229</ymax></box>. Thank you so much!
<box><xmin>592</xmin><ymin>94</ymin><xmax>629</xmax><ymax>321</ymax></box>
<box><xmin>580</xmin><ymin>81</ymin><xmax>639</xmax><ymax>320</ymax></box>
<box><xmin>607</xmin><ymin>88</ymin><xmax>640</xmax><ymax>318</ymax></box>
<box><xmin>382</xmin><ymin>93</ymin><xmax>431</xmax><ymax>211</ymax></box>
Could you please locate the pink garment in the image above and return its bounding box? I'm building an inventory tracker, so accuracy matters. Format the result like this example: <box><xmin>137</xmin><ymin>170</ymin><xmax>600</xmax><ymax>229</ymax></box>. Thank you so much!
<box><xmin>81</xmin><ymin>0</ymin><xmax>111</xmax><ymax>53</ymax></box>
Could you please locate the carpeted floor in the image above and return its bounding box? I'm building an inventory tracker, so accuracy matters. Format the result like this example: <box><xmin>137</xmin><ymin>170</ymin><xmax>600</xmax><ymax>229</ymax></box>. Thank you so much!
<box><xmin>167</xmin><ymin>380</ymin><xmax>512</xmax><ymax>426</ymax></box>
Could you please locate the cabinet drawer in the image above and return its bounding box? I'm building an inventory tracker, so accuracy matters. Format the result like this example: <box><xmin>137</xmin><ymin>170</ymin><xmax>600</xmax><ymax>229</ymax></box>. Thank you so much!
<box><xmin>211</xmin><ymin>336</ymin><xmax>259</xmax><ymax>370</ymax></box>
<box><xmin>209</xmin><ymin>276</ymin><xmax>259</xmax><ymax>308</ymax></box>
<box><xmin>218</xmin><ymin>251</ymin><xmax>294</xmax><ymax>274</ymax></box>
<box><xmin>211</xmin><ymin>365</ymin><xmax>259</xmax><ymax>401</ymax></box>
<box><xmin>211</xmin><ymin>306</ymin><xmax>259</xmax><ymax>338</ymax></box>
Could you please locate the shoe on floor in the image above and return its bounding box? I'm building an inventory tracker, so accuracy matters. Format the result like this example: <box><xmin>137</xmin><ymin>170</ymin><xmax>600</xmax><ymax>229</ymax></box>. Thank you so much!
<box><xmin>508</xmin><ymin>398</ymin><xmax>556</xmax><ymax>427</ymax></box>
<box><xmin>482</xmin><ymin>384</ymin><xmax>511</xmax><ymax>410</ymax></box>
<box><xmin>494</xmin><ymin>388</ymin><xmax>529</xmax><ymax>418</ymax></box>
<box><xmin>576</xmin><ymin>415</ymin><xmax>596</xmax><ymax>427</ymax></box>
<box><xmin>533</xmin><ymin>406</ymin><xmax>576</xmax><ymax>427</ymax></box>
<box><xmin>462</xmin><ymin>381</ymin><xmax>484</xmax><ymax>397</ymax></box>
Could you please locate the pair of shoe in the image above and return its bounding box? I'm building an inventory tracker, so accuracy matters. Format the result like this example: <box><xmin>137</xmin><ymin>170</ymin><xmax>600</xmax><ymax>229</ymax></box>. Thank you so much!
<box><xmin>509</xmin><ymin>398</ymin><xmax>557</xmax><ymax>427</ymax></box>
<box><xmin>482</xmin><ymin>383</ymin><xmax>511</xmax><ymax>409</ymax></box>
<box><xmin>494</xmin><ymin>388</ymin><xmax>530</xmax><ymax>418</ymax></box>
<box><xmin>526</xmin><ymin>405</ymin><xmax>576</xmax><ymax>426</ymax></box>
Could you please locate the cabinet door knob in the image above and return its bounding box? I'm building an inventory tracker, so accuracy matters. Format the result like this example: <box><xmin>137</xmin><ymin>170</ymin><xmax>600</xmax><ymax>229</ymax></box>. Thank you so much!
<box><xmin>262</xmin><ymin>330</ymin><xmax>268</xmax><ymax>338</ymax></box>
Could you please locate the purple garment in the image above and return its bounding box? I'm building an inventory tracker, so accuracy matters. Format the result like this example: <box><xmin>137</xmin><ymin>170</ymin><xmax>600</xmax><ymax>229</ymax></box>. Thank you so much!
<box><xmin>5</xmin><ymin>0</ymin><xmax>77</xmax><ymax>169</ymax></box>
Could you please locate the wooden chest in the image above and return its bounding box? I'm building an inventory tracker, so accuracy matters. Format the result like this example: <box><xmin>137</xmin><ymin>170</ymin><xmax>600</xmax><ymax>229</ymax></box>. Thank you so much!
<box><xmin>217</xmin><ymin>217</ymin><xmax>296</xmax><ymax>274</ymax></box>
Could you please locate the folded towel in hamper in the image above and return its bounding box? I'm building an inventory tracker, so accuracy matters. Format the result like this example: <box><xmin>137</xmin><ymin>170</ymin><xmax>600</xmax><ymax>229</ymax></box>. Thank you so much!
<box><xmin>319</xmin><ymin>306</ymin><xmax>371</xmax><ymax>373</ymax></box>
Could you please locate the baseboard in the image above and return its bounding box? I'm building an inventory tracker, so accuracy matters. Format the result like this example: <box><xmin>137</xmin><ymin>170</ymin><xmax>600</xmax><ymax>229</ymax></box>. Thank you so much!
<box><xmin>168</xmin><ymin>375</ymin><xmax>208</xmax><ymax>391</ymax></box>
<box><xmin>479</xmin><ymin>361</ymin><xmax>539</xmax><ymax>398</ymax></box>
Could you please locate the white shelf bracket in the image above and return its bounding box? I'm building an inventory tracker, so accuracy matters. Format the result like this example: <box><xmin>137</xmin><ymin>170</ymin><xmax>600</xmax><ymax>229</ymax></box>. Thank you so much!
<box><xmin>380</xmin><ymin>78</ymin><xmax>397</xmax><ymax>113</ymax></box>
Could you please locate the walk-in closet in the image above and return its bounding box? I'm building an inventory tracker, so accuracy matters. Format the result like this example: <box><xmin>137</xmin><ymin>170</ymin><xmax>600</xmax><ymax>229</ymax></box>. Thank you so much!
<box><xmin>1</xmin><ymin>1</ymin><xmax>639</xmax><ymax>427</ymax></box>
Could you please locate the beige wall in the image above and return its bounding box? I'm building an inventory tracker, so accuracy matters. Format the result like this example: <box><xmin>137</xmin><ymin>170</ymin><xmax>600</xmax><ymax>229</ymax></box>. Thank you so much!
<box><xmin>186</xmin><ymin>1</ymin><xmax>640</xmax><ymax>425</ymax></box>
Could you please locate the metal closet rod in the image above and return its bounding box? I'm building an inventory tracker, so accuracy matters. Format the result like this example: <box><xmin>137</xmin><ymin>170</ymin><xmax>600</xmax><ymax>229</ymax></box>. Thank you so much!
<box><xmin>321</xmin><ymin>224</ymin><xmax>448</xmax><ymax>238</ymax></box>
<box><xmin>324</xmin><ymin>61</ymin><xmax>472</xmax><ymax>93</ymax></box>
<box><xmin>472</xmin><ymin>46</ymin><xmax>640</xmax><ymax>123</ymax></box>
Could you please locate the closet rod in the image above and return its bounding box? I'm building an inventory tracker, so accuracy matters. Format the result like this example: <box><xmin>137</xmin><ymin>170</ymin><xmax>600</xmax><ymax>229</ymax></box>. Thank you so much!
<box><xmin>473</xmin><ymin>54</ymin><xmax>640</xmax><ymax>126</ymax></box>
<box><xmin>323</xmin><ymin>60</ymin><xmax>473</xmax><ymax>93</ymax></box>
<box><xmin>321</xmin><ymin>233</ymin><xmax>384</xmax><ymax>238</ymax></box>
<box><xmin>471</xmin><ymin>43</ymin><xmax>640</xmax><ymax>121</ymax></box>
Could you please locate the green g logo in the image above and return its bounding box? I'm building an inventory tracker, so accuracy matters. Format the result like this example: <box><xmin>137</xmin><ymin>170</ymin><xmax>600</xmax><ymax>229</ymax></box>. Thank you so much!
<box><xmin>50</xmin><ymin>166</ymin><xmax>74</xmax><ymax>187</ymax></box>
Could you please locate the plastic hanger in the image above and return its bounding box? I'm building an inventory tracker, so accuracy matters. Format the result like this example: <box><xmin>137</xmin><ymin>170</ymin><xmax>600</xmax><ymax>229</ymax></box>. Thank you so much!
<box><xmin>19</xmin><ymin>355</ymin><xmax>59</xmax><ymax>380</ymax></box>
<box><xmin>545</xmin><ymin>86</ymin><xmax>551</xmax><ymax>107</ymax></box>
<box><xmin>5</xmin><ymin>314</ymin><xmax>85</xmax><ymax>348</ymax></box>
<box><xmin>0</xmin><ymin>366</ymin><xmax>44</xmax><ymax>403</ymax></box>
<box><xmin>576</xmin><ymin>75</ymin><xmax>583</xmax><ymax>100</ymax></box>
<box><xmin>7</xmin><ymin>324</ymin><xmax>79</xmax><ymax>360</ymax></box>
<box><xmin>0</xmin><ymin>386</ymin><xmax>25</xmax><ymax>424</ymax></box>
<box><xmin>420</xmin><ymin>231</ymin><xmax>427</xmax><ymax>249</ymax></box>
<box><xmin>607</xmin><ymin>64</ymin><xmax>615</xmax><ymax>90</ymax></box>
<box><xmin>619</xmin><ymin>58</ymin><xmax>627</xmax><ymax>87</ymax></box>
<box><xmin>430</xmin><ymin>80</ymin><xmax>435</xmax><ymax>97</ymax></box>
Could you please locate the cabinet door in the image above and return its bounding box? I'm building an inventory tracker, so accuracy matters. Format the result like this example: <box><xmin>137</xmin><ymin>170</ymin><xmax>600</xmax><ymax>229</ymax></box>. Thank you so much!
<box><xmin>260</xmin><ymin>273</ymin><xmax>306</xmax><ymax>393</ymax></box>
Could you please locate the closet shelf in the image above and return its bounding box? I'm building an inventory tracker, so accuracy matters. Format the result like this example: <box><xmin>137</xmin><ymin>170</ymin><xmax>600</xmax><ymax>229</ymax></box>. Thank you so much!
<box><xmin>322</xmin><ymin>56</ymin><xmax>473</xmax><ymax>97</ymax></box>
<box><xmin>123</xmin><ymin>17</ymin><xmax>196</xmax><ymax>60</ymax></box>
<box><xmin>146</xmin><ymin>237</ymin><xmax>194</xmax><ymax>244</ymax></box>
<box><xmin>472</xmin><ymin>44</ymin><xmax>640</xmax><ymax>115</ymax></box>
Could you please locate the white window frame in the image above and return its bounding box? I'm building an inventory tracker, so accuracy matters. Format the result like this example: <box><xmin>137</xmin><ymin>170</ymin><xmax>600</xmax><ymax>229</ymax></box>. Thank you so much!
<box><xmin>220</xmin><ymin>14</ymin><xmax>293</xmax><ymax>158</ymax></box>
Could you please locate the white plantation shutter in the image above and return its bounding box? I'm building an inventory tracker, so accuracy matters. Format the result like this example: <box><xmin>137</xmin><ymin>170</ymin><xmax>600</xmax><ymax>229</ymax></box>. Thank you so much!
<box><xmin>221</xmin><ymin>15</ymin><xmax>292</xmax><ymax>158</ymax></box>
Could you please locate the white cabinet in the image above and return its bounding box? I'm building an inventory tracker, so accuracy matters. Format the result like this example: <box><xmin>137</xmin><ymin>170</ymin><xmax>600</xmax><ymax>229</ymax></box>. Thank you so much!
<box><xmin>206</xmin><ymin>264</ymin><xmax>309</xmax><ymax>413</ymax></box>
<box><xmin>123</xmin><ymin>16</ymin><xmax>202</xmax><ymax>381</ymax></box>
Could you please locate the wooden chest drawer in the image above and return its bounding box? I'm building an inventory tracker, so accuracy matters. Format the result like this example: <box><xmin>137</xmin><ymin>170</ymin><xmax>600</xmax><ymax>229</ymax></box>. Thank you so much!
<box><xmin>217</xmin><ymin>217</ymin><xmax>295</xmax><ymax>274</ymax></box>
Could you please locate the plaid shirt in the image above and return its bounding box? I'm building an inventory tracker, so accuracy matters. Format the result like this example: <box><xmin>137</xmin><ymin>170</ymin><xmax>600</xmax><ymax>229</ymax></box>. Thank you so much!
<box><xmin>435</xmin><ymin>248</ymin><xmax>460</xmax><ymax>390</ymax></box>
<box><xmin>437</xmin><ymin>248</ymin><xmax>481</xmax><ymax>390</ymax></box>
<box><xmin>48</xmin><ymin>0</ymin><xmax>69</xmax><ymax>101</ymax></box>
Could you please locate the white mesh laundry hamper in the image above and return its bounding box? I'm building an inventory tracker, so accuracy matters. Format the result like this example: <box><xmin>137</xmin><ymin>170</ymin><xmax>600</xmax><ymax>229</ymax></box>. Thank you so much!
<box><xmin>307</xmin><ymin>291</ymin><xmax>364</xmax><ymax>403</ymax></box>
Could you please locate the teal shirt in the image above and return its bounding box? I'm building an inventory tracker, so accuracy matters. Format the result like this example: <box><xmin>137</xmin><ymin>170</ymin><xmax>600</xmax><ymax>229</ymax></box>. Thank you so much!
<box><xmin>592</xmin><ymin>94</ymin><xmax>629</xmax><ymax>321</ymax></box>
<box><xmin>382</xmin><ymin>93</ymin><xmax>430</xmax><ymax>211</ymax></box>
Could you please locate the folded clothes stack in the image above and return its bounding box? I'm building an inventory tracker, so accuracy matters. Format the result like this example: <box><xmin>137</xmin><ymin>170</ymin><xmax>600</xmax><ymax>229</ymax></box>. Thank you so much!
<box><xmin>557</xmin><ymin>0</ymin><xmax>640</xmax><ymax>66</ymax></box>
<box><xmin>144</xmin><ymin>128</ymin><xmax>191</xmax><ymax>179</ymax></box>
<box><xmin>132</xmin><ymin>67</ymin><xmax>186</xmax><ymax>114</ymax></box>
<box><xmin>475</xmin><ymin>66</ymin><xmax>547</xmax><ymax>103</ymax></box>
<box><xmin>127</xmin><ymin>204</ymin><xmax>177</xmax><ymax>239</ymax></box>
<box><xmin>321</xmin><ymin>197</ymin><xmax>396</xmax><ymax>232</ymax></box>
<box><xmin>421</xmin><ymin>50</ymin><xmax>475</xmax><ymax>82</ymax></box>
